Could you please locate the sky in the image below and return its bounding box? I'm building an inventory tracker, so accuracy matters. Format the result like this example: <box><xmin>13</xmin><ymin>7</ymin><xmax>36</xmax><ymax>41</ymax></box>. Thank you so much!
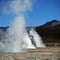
<box><xmin>0</xmin><ymin>0</ymin><xmax>60</xmax><ymax>27</ymax></box>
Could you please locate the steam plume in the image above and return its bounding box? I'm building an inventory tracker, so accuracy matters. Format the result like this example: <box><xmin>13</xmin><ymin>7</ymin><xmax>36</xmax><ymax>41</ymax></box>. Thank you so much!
<box><xmin>29</xmin><ymin>28</ymin><xmax>45</xmax><ymax>47</ymax></box>
<box><xmin>0</xmin><ymin>0</ymin><xmax>35</xmax><ymax>52</ymax></box>
<box><xmin>0</xmin><ymin>0</ymin><xmax>33</xmax><ymax>14</ymax></box>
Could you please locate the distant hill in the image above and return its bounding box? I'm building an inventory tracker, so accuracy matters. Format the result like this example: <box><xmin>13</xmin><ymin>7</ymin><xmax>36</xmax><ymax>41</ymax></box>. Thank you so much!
<box><xmin>42</xmin><ymin>20</ymin><xmax>60</xmax><ymax>27</ymax></box>
<box><xmin>36</xmin><ymin>20</ymin><xmax>60</xmax><ymax>43</ymax></box>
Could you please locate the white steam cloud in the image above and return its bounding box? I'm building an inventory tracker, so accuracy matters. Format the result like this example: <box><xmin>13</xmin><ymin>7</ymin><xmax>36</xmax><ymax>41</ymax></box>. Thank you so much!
<box><xmin>10</xmin><ymin>0</ymin><xmax>32</xmax><ymax>14</ymax></box>
<box><xmin>1</xmin><ymin>0</ymin><xmax>33</xmax><ymax>14</ymax></box>
<box><xmin>0</xmin><ymin>0</ymin><xmax>36</xmax><ymax>52</ymax></box>
<box><xmin>29</xmin><ymin>28</ymin><xmax>45</xmax><ymax>47</ymax></box>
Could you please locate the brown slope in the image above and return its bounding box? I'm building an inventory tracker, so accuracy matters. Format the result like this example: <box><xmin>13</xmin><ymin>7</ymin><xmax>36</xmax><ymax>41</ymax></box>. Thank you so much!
<box><xmin>36</xmin><ymin>20</ymin><xmax>60</xmax><ymax>43</ymax></box>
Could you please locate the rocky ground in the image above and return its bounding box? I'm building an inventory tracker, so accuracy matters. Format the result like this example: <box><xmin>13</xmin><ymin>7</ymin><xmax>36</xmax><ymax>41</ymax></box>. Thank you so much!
<box><xmin>0</xmin><ymin>48</ymin><xmax>60</xmax><ymax>60</ymax></box>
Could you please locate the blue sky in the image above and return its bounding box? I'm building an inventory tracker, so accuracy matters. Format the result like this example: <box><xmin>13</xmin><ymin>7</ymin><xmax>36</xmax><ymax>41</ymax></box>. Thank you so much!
<box><xmin>0</xmin><ymin>0</ymin><xmax>60</xmax><ymax>27</ymax></box>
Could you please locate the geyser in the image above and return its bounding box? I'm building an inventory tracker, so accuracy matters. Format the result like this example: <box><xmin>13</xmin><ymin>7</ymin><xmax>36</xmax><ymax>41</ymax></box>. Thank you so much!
<box><xmin>29</xmin><ymin>28</ymin><xmax>45</xmax><ymax>47</ymax></box>
<box><xmin>4</xmin><ymin>16</ymin><xmax>26</xmax><ymax>52</ymax></box>
<box><xmin>3</xmin><ymin>15</ymin><xmax>35</xmax><ymax>52</ymax></box>
<box><xmin>0</xmin><ymin>0</ymin><xmax>45</xmax><ymax>52</ymax></box>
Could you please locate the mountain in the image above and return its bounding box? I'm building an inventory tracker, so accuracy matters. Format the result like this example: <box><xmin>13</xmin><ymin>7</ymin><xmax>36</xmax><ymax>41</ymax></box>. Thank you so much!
<box><xmin>36</xmin><ymin>20</ymin><xmax>60</xmax><ymax>43</ymax></box>
<box><xmin>42</xmin><ymin>20</ymin><xmax>60</xmax><ymax>27</ymax></box>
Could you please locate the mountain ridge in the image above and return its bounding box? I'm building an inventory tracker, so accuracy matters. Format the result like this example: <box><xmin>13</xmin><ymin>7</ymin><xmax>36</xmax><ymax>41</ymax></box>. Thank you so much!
<box><xmin>41</xmin><ymin>20</ymin><xmax>60</xmax><ymax>27</ymax></box>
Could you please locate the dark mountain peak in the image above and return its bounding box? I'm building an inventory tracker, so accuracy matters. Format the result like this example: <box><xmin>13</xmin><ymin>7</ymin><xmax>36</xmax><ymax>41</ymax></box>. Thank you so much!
<box><xmin>51</xmin><ymin>20</ymin><xmax>60</xmax><ymax>22</ymax></box>
<box><xmin>43</xmin><ymin>20</ymin><xmax>60</xmax><ymax>27</ymax></box>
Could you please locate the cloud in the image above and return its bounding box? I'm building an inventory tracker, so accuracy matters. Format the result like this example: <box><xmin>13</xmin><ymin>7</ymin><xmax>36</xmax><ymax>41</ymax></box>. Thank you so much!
<box><xmin>10</xmin><ymin>0</ymin><xmax>32</xmax><ymax>13</ymax></box>
<box><xmin>0</xmin><ymin>0</ymin><xmax>33</xmax><ymax>15</ymax></box>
